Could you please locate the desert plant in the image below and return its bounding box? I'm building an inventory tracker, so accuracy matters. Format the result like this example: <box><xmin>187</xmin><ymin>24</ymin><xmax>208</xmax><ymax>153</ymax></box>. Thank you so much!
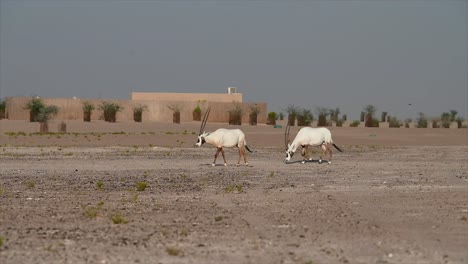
<box><xmin>404</xmin><ymin>118</ymin><xmax>412</xmax><ymax>128</ymax></box>
<box><xmin>249</xmin><ymin>104</ymin><xmax>260</xmax><ymax>125</ymax></box>
<box><xmin>432</xmin><ymin>118</ymin><xmax>440</xmax><ymax>128</ymax></box>
<box><xmin>440</xmin><ymin>112</ymin><xmax>450</xmax><ymax>128</ymax></box>
<box><xmin>166</xmin><ymin>246</ymin><xmax>183</xmax><ymax>256</ymax></box>
<box><xmin>0</xmin><ymin>98</ymin><xmax>5</xmax><ymax>119</ymax></box>
<box><xmin>329</xmin><ymin>108</ymin><xmax>340</xmax><ymax>123</ymax></box>
<box><xmin>96</xmin><ymin>180</ymin><xmax>104</xmax><ymax>189</ymax></box>
<box><xmin>456</xmin><ymin>117</ymin><xmax>464</xmax><ymax>128</ymax></box>
<box><xmin>136</xmin><ymin>181</ymin><xmax>147</xmax><ymax>191</ymax></box>
<box><xmin>360</xmin><ymin>111</ymin><xmax>365</xmax><ymax>122</ymax></box>
<box><xmin>82</xmin><ymin>101</ymin><xmax>95</xmax><ymax>122</ymax></box>
<box><xmin>315</xmin><ymin>107</ymin><xmax>329</xmax><ymax>127</ymax></box>
<box><xmin>110</xmin><ymin>213</ymin><xmax>128</xmax><ymax>224</ymax></box>
<box><xmin>381</xmin><ymin>112</ymin><xmax>388</xmax><ymax>122</ymax></box>
<box><xmin>278</xmin><ymin>112</ymin><xmax>284</xmax><ymax>120</ymax></box>
<box><xmin>192</xmin><ymin>104</ymin><xmax>202</xmax><ymax>121</ymax></box>
<box><xmin>286</xmin><ymin>105</ymin><xmax>299</xmax><ymax>126</ymax></box>
<box><xmin>363</xmin><ymin>105</ymin><xmax>377</xmax><ymax>127</ymax></box>
<box><xmin>350</xmin><ymin>120</ymin><xmax>360</xmax><ymax>127</ymax></box>
<box><xmin>167</xmin><ymin>104</ymin><xmax>183</xmax><ymax>124</ymax></box>
<box><xmin>416</xmin><ymin>112</ymin><xmax>428</xmax><ymax>128</ymax></box>
<box><xmin>449</xmin><ymin>110</ymin><xmax>458</xmax><ymax>122</ymax></box>
<box><xmin>389</xmin><ymin>116</ymin><xmax>401</xmax><ymax>128</ymax></box>
<box><xmin>35</xmin><ymin>105</ymin><xmax>58</xmax><ymax>123</ymax></box>
<box><xmin>25</xmin><ymin>97</ymin><xmax>46</xmax><ymax>122</ymax></box>
<box><xmin>133</xmin><ymin>104</ymin><xmax>147</xmax><ymax>122</ymax></box>
<box><xmin>267</xmin><ymin>112</ymin><xmax>277</xmax><ymax>125</ymax></box>
<box><xmin>99</xmin><ymin>101</ymin><xmax>123</xmax><ymax>123</ymax></box>
<box><xmin>297</xmin><ymin>108</ymin><xmax>313</xmax><ymax>126</ymax></box>
<box><xmin>228</xmin><ymin>102</ymin><xmax>243</xmax><ymax>125</ymax></box>
<box><xmin>342</xmin><ymin>114</ymin><xmax>347</xmax><ymax>121</ymax></box>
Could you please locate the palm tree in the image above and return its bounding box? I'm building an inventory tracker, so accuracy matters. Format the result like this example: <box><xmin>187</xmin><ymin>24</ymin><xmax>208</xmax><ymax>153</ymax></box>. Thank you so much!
<box><xmin>363</xmin><ymin>104</ymin><xmax>377</xmax><ymax>127</ymax></box>
<box><xmin>449</xmin><ymin>110</ymin><xmax>458</xmax><ymax>122</ymax></box>
<box><xmin>286</xmin><ymin>105</ymin><xmax>299</xmax><ymax>126</ymax></box>
<box><xmin>316</xmin><ymin>107</ymin><xmax>329</xmax><ymax>126</ymax></box>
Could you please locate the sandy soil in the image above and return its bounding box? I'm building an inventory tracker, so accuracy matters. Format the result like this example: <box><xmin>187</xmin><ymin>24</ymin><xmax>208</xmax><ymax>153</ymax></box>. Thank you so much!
<box><xmin>0</xmin><ymin>120</ymin><xmax>467</xmax><ymax>264</ymax></box>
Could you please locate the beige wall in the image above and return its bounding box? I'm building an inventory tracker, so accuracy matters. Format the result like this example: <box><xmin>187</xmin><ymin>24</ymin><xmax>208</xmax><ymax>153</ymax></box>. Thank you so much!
<box><xmin>131</xmin><ymin>92</ymin><xmax>242</xmax><ymax>103</ymax></box>
<box><xmin>5</xmin><ymin>97</ymin><xmax>267</xmax><ymax>124</ymax></box>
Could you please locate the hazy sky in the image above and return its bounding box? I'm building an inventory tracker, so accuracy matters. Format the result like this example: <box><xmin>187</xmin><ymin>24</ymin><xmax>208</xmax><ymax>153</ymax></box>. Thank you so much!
<box><xmin>1</xmin><ymin>0</ymin><xmax>467</xmax><ymax>120</ymax></box>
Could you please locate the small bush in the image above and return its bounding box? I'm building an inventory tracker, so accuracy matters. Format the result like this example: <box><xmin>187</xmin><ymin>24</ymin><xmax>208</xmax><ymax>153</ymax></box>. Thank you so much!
<box><xmin>350</xmin><ymin>120</ymin><xmax>360</xmax><ymax>127</ymax></box>
<box><xmin>228</xmin><ymin>102</ymin><xmax>243</xmax><ymax>125</ymax></box>
<box><xmin>297</xmin><ymin>108</ymin><xmax>313</xmax><ymax>126</ymax></box>
<box><xmin>133</xmin><ymin>104</ymin><xmax>147</xmax><ymax>122</ymax></box>
<box><xmin>416</xmin><ymin>112</ymin><xmax>428</xmax><ymax>128</ymax></box>
<box><xmin>286</xmin><ymin>105</ymin><xmax>299</xmax><ymax>126</ymax></box>
<box><xmin>82</xmin><ymin>101</ymin><xmax>95</xmax><ymax>122</ymax></box>
<box><xmin>111</xmin><ymin>213</ymin><xmax>128</xmax><ymax>224</ymax></box>
<box><xmin>267</xmin><ymin>112</ymin><xmax>277</xmax><ymax>125</ymax></box>
<box><xmin>249</xmin><ymin>104</ymin><xmax>260</xmax><ymax>125</ymax></box>
<box><xmin>389</xmin><ymin>117</ymin><xmax>401</xmax><ymax>128</ymax></box>
<box><xmin>99</xmin><ymin>101</ymin><xmax>123</xmax><ymax>123</ymax></box>
<box><xmin>166</xmin><ymin>246</ymin><xmax>183</xmax><ymax>256</ymax></box>
<box><xmin>136</xmin><ymin>181</ymin><xmax>148</xmax><ymax>191</ymax></box>
<box><xmin>193</xmin><ymin>105</ymin><xmax>202</xmax><ymax>121</ymax></box>
<box><xmin>96</xmin><ymin>180</ymin><xmax>104</xmax><ymax>189</ymax></box>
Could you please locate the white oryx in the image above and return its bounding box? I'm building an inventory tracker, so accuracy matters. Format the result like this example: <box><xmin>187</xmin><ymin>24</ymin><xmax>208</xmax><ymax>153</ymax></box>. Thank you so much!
<box><xmin>284</xmin><ymin>124</ymin><xmax>343</xmax><ymax>164</ymax></box>
<box><xmin>195</xmin><ymin>107</ymin><xmax>253</xmax><ymax>166</ymax></box>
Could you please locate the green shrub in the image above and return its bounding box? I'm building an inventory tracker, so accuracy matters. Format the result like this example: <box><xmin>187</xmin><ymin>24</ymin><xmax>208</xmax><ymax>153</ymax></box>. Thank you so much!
<box><xmin>136</xmin><ymin>181</ymin><xmax>148</xmax><ymax>191</ymax></box>
<box><xmin>82</xmin><ymin>101</ymin><xmax>95</xmax><ymax>122</ymax></box>
<box><xmin>99</xmin><ymin>101</ymin><xmax>123</xmax><ymax>123</ymax></box>
<box><xmin>267</xmin><ymin>112</ymin><xmax>277</xmax><ymax>125</ymax></box>
<box><xmin>389</xmin><ymin>117</ymin><xmax>401</xmax><ymax>128</ymax></box>
<box><xmin>416</xmin><ymin>112</ymin><xmax>428</xmax><ymax>128</ymax></box>
<box><xmin>350</xmin><ymin>120</ymin><xmax>360</xmax><ymax>127</ymax></box>
<box><xmin>133</xmin><ymin>104</ymin><xmax>147</xmax><ymax>122</ymax></box>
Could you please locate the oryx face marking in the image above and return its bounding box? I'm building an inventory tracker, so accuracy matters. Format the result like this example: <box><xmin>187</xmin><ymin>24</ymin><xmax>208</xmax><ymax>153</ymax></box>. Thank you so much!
<box><xmin>195</xmin><ymin>133</ymin><xmax>206</xmax><ymax>147</ymax></box>
<box><xmin>285</xmin><ymin>150</ymin><xmax>294</xmax><ymax>161</ymax></box>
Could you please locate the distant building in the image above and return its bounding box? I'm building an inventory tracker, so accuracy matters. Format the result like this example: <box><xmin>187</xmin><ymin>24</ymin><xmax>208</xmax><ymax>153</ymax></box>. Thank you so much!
<box><xmin>5</xmin><ymin>88</ymin><xmax>267</xmax><ymax>124</ymax></box>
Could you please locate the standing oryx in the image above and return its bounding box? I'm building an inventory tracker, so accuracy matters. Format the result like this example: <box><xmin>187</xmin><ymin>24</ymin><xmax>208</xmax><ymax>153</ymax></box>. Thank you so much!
<box><xmin>195</xmin><ymin>107</ymin><xmax>253</xmax><ymax>166</ymax></box>
<box><xmin>284</xmin><ymin>124</ymin><xmax>343</xmax><ymax>164</ymax></box>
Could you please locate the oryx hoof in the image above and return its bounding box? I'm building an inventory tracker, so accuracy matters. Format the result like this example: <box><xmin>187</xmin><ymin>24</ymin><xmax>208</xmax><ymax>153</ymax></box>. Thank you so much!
<box><xmin>245</xmin><ymin>163</ymin><xmax>249</xmax><ymax>166</ymax></box>
<box><xmin>328</xmin><ymin>161</ymin><xmax>332</xmax><ymax>164</ymax></box>
<box><xmin>236</xmin><ymin>164</ymin><xmax>240</xmax><ymax>167</ymax></box>
<box><xmin>224</xmin><ymin>163</ymin><xmax>227</xmax><ymax>167</ymax></box>
<box><xmin>301</xmin><ymin>160</ymin><xmax>306</xmax><ymax>164</ymax></box>
<box><xmin>318</xmin><ymin>160</ymin><xmax>322</xmax><ymax>164</ymax></box>
<box><xmin>212</xmin><ymin>163</ymin><xmax>216</xmax><ymax>167</ymax></box>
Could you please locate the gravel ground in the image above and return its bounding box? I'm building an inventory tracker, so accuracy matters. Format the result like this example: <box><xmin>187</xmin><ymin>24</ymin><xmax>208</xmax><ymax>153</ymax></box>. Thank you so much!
<box><xmin>0</xmin><ymin>143</ymin><xmax>467</xmax><ymax>264</ymax></box>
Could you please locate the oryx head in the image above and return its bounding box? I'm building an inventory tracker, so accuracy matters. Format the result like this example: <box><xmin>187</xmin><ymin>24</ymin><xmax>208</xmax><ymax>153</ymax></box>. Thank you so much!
<box><xmin>195</xmin><ymin>106</ymin><xmax>211</xmax><ymax>147</ymax></box>
<box><xmin>284</xmin><ymin>124</ymin><xmax>294</xmax><ymax>161</ymax></box>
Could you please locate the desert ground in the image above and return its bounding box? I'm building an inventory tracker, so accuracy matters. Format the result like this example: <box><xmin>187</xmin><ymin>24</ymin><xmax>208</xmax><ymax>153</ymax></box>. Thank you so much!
<box><xmin>0</xmin><ymin>119</ymin><xmax>467</xmax><ymax>264</ymax></box>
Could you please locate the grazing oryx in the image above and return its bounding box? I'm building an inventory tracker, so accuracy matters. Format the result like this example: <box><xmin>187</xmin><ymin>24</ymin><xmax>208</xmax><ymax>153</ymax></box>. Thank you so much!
<box><xmin>284</xmin><ymin>124</ymin><xmax>343</xmax><ymax>164</ymax></box>
<box><xmin>195</xmin><ymin>107</ymin><xmax>253</xmax><ymax>166</ymax></box>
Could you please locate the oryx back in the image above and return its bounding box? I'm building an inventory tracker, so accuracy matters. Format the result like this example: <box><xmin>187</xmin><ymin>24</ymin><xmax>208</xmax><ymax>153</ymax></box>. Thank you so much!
<box><xmin>209</xmin><ymin>128</ymin><xmax>245</xmax><ymax>148</ymax></box>
<box><xmin>296</xmin><ymin>127</ymin><xmax>332</xmax><ymax>146</ymax></box>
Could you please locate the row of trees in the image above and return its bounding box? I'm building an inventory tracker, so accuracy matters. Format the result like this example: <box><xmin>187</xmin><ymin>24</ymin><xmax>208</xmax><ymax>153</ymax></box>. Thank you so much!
<box><xmin>268</xmin><ymin>105</ymin><xmax>348</xmax><ymax>127</ymax></box>
<box><xmin>0</xmin><ymin>98</ymin><xmax>464</xmax><ymax>129</ymax></box>
<box><xmin>17</xmin><ymin>98</ymin><xmax>263</xmax><ymax>126</ymax></box>
<box><xmin>268</xmin><ymin>104</ymin><xmax>465</xmax><ymax>128</ymax></box>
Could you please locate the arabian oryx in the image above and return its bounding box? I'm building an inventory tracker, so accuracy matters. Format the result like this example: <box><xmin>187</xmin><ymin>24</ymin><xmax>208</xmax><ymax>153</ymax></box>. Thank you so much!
<box><xmin>284</xmin><ymin>124</ymin><xmax>343</xmax><ymax>164</ymax></box>
<box><xmin>195</xmin><ymin>107</ymin><xmax>253</xmax><ymax>166</ymax></box>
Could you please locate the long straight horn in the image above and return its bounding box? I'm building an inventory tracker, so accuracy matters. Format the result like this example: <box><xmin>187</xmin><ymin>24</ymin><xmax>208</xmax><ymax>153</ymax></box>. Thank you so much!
<box><xmin>199</xmin><ymin>106</ymin><xmax>211</xmax><ymax>134</ymax></box>
<box><xmin>284</xmin><ymin>124</ymin><xmax>291</xmax><ymax>150</ymax></box>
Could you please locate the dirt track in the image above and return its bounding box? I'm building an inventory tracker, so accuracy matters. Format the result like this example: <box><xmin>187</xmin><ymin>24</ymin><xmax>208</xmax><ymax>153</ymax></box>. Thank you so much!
<box><xmin>0</xmin><ymin>120</ymin><xmax>467</xmax><ymax>264</ymax></box>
